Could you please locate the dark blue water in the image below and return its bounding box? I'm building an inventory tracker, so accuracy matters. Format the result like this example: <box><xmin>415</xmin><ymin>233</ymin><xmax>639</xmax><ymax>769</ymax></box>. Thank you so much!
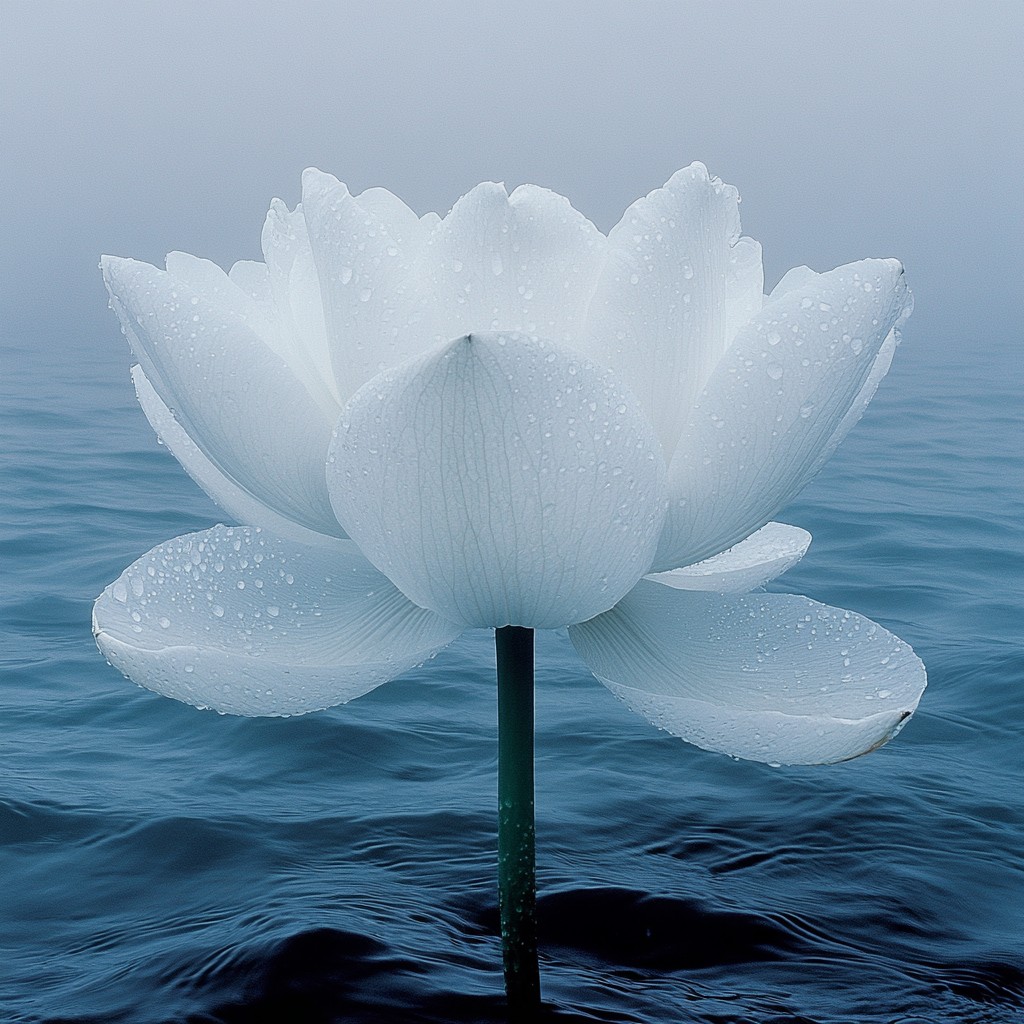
<box><xmin>2</xmin><ymin>330</ymin><xmax>1022</xmax><ymax>1023</ymax></box>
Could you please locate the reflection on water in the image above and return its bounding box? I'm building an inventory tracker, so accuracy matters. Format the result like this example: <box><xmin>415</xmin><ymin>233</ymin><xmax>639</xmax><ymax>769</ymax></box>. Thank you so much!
<box><xmin>2</xmin><ymin>335</ymin><xmax>1022</xmax><ymax>1022</ymax></box>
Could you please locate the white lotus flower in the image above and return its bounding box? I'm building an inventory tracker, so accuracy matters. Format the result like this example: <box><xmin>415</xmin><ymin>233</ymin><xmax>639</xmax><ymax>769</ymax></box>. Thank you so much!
<box><xmin>94</xmin><ymin>163</ymin><xmax>925</xmax><ymax>767</ymax></box>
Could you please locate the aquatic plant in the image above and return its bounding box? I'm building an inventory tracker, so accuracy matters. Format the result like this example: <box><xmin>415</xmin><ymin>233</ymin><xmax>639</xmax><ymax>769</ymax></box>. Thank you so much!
<box><xmin>95</xmin><ymin>163</ymin><xmax>925</xmax><ymax>1014</ymax></box>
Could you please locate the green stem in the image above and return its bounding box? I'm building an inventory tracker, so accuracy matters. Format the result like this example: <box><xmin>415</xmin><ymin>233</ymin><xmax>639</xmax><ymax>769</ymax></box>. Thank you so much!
<box><xmin>495</xmin><ymin>625</ymin><xmax>541</xmax><ymax>1016</ymax></box>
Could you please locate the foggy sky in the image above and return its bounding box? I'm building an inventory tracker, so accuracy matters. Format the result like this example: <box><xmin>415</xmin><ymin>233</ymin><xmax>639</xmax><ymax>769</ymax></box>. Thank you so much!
<box><xmin>2</xmin><ymin>0</ymin><xmax>1022</xmax><ymax>365</ymax></box>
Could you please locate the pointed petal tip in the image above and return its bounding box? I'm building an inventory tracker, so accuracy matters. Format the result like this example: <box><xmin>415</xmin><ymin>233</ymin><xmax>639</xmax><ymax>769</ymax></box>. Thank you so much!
<box><xmin>301</xmin><ymin>167</ymin><xmax>347</xmax><ymax>198</ymax></box>
<box><xmin>99</xmin><ymin>253</ymin><xmax>131</xmax><ymax>280</ymax></box>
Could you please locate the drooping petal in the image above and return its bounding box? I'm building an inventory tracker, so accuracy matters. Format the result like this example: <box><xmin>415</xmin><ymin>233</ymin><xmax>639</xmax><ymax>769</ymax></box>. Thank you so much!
<box><xmin>102</xmin><ymin>255</ymin><xmax>343</xmax><ymax>538</ymax></box>
<box><xmin>328</xmin><ymin>332</ymin><xmax>666</xmax><ymax>629</ymax></box>
<box><xmin>423</xmin><ymin>182</ymin><xmax>607</xmax><ymax>346</ymax></box>
<box><xmin>585</xmin><ymin>162</ymin><xmax>764</xmax><ymax>455</ymax></box>
<box><xmin>653</xmin><ymin>258</ymin><xmax>912</xmax><ymax>571</ymax></box>
<box><xmin>132</xmin><ymin>365</ymin><xmax>348</xmax><ymax>546</ymax></box>
<box><xmin>568</xmin><ymin>581</ymin><xmax>926</xmax><ymax>765</ymax></box>
<box><xmin>647</xmin><ymin>522</ymin><xmax>810</xmax><ymax>593</ymax></box>
<box><xmin>93</xmin><ymin>526</ymin><xmax>463</xmax><ymax>716</ymax></box>
<box><xmin>301</xmin><ymin>169</ymin><xmax>439</xmax><ymax>403</ymax></box>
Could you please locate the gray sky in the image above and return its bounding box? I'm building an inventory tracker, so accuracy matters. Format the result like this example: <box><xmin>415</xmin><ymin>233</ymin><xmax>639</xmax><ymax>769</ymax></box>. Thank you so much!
<box><xmin>3</xmin><ymin>0</ymin><xmax>1022</xmax><ymax>362</ymax></box>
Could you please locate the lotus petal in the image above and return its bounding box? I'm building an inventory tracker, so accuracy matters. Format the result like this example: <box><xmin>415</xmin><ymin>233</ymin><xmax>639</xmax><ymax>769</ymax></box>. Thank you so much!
<box><xmin>585</xmin><ymin>162</ymin><xmax>764</xmax><ymax>454</ymax></box>
<box><xmin>93</xmin><ymin>526</ymin><xmax>463</xmax><ymax>716</ymax></box>
<box><xmin>653</xmin><ymin>258</ymin><xmax>912</xmax><ymax>570</ymax></box>
<box><xmin>228</xmin><ymin>259</ymin><xmax>276</xmax><ymax>321</ymax></box>
<box><xmin>423</xmin><ymin>182</ymin><xmax>607</xmax><ymax>346</ymax></box>
<box><xmin>260</xmin><ymin>198</ymin><xmax>340</xmax><ymax>415</ymax></box>
<box><xmin>569</xmin><ymin>580</ymin><xmax>926</xmax><ymax>765</ymax></box>
<box><xmin>328</xmin><ymin>332</ymin><xmax>666</xmax><ymax>629</ymax></box>
<box><xmin>301</xmin><ymin>169</ymin><xmax>439</xmax><ymax>403</ymax></box>
<box><xmin>647</xmin><ymin>522</ymin><xmax>811</xmax><ymax>593</ymax></box>
<box><xmin>132</xmin><ymin>365</ymin><xmax>348</xmax><ymax>546</ymax></box>
<box><xmin>352</xmin><ymin>186</ymin><xmax>427</xmax><ymax>250</ymax></box>
<box><xmin>768</xmin><ymin>264</ymin><xmax>908</xmax><ymax>454</ymax></box>
<box><xmin>102</xmin><ymin>255</ymin><xmax>343</xmax><ymax>538</ymax></box>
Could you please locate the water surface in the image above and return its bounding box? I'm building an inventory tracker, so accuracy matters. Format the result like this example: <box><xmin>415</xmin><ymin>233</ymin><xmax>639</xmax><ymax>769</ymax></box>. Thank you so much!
<box><xmin>2</xmin><ymin>332</ymin><xmax>1022</xmax><ymax>1022</ymax></box>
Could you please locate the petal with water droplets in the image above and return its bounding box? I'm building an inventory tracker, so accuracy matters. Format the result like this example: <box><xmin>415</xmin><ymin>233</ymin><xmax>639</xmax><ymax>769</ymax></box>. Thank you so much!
<box><xmin>132</xmin><ymin>365</ymin><xmax>348</xmax><ymax>546</ymax></box>
<box><xmin>102</xmin><ymin>255</ymin><xmax>343</xmax><ymax>538</ymax></box>
<box><xmin>654</xmin><ymin>258</ymin><xmax>912</xmax><ymax>570</ymax></box>
<box><xmin>301</xmin><ymin>169</ymin><xmax>438</xmax><ymax>403</ymax></box>
<box><xmin>585</xmin><ymin>162</ymin><xmax>764</xmax><ymax>455</ymax></box>
<box><xmin>424</xmin><ymin>182</ymin><xmax>607</xmax><ymax>346</ymax></box>
<box><xmin>569</xmin><ymin>581</ymin><xmax>926</xmax><ymax>765</ymax></box>
<box><xmin>647</xmin><ymin>522</ymin><xmax>810</xmax><ymax>593</ymax></box>
<box><xmin>93</xmin><ymin>526</ymin><xmax>463</xmax><ymax>716</ymax></box>
<box><xmin>328</xmin><ymin>332</ymin><xmax>666</xmax><ymax>629</ymax></box>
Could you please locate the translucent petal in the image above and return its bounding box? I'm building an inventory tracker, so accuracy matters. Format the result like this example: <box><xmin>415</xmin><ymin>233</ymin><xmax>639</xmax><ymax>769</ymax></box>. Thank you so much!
<box><xmin>260</xmin><ymin>198</ymin><xmax>340</xmax><ymax>414</ymax></box>
<box><xmin>647</xmin><ymin>522</ymin><xmax>810</xmax><ymax>593</ymax></box>
<box><xmin>423</xmin><ymin>182</ymin><xmax>607</xmax><ymax>347</ymax></box>
<box><xmin>102</xmin><ymin>255</ymin><xmax>342</xmax><ymax>538</ymax></box>
<box><xmin>585</xmin><ymin>162</ymin><xmax>764</xmax><ymax>454</ymax></box>
<box><xmin>569</xmin><ymin>581</ymin><xmax>927</xmax><ymax>765</ymax></box>
<box><xmin>228</xmin><ymin>259</ymin><xmax>275</xmax><ymax>316</ymax></box>
<box><xmin>301</xmin><ymin>169</ymin><xmax>439</xmax><ymax>403</ymax></box>
<box><xmin>768</xmin><ymin>264</ymin><xmax>908</xmax><ymax>458</ymax></box>
<box><xmin>769</xmin><ymin>264</ymin><xmax>820</xmax><ymax>299</ymax></box>
<box><xmin>654</xmin><ymin>258</ymin><xmax>912</xmax><ymax>570</ymax></box>
<box><xmin>132</xmin><ymin>365</ymin><xmax>348</xmax><ymax>546</ymax></box>
<box><xmin>93</xmin><ymin>526</ymin><xmax>463</xmax><ymax>716</ymax></box>
<box><xmin>165</xmin><ymin>252</ymin><xmax>276</xmax><ymax>341</ymax></box>
<box><xmin>352</xmin><ymin>186</ymin><xmax>425</xmax><ymax>250</ymax></box>
<box><xmin>328</xmin><ymin>332</ymin><xmax>666</xmax><ymax>629</ymax></box>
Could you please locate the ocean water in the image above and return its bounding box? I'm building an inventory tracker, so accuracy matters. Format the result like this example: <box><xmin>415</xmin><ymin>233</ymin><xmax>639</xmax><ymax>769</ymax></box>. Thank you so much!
<box><xmin>1</xmin><ymin>329</ymin><xmax>1022</xmax><ymax>1024</ymax></box>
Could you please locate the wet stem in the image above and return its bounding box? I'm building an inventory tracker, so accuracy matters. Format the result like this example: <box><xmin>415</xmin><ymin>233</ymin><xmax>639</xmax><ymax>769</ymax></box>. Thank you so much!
<box><xmin>495</xmin><ymin>625</ymin><xmax>541</xmax><ymax>1017</ymax></box>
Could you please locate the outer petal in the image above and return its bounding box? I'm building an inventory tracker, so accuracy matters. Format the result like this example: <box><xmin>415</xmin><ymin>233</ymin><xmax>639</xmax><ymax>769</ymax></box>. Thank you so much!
<box><xmin>585</xmin><ymin>162</ymin><xmax>764</xmax><ymax>455</ymax></box>
<box><xmin>328</xmin><ymin>332</ymin><xmax>666</xmax><ymax>629</ymax></box>
<box><xmin>102</xmin><ymin>255</ymin><xmax>343</xmax><ymax>538</ymax></box>
<box><xmin>654</xmin><ymin>259</ymin><xmax>912</xmax><ymax>571</ymax></box>
<box><xmin>569</xmin><ymin>581</ymin><xmax>926</xmax><ymax>766</ymax></box>
<box><xmin>93</xmin><ymin>526</ymin><xmax>463</xmax><ymax>716</ymax></box>
<box><xmin>422</xmin><ymin>182</ymin><xmax>607</xmax><ymax>347</ymax></box>
<box><xmin>647</xmin><ymin>522</ymin><xmax>811</xmax><ymax>593</ymax></box>
<box><xmin>132</xmin><ymin>365</ymin><xmax>348</xmax><ymax>546</ymax></box>
<box><xmin>768</xmin><ymin>265</ymin><xmax>909</xmax><ymax>454</ymax></box>
<box><xmin>301</xmin><ymin>169</ymin><xmax>439</xmax><ymax>403</ymax></box>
